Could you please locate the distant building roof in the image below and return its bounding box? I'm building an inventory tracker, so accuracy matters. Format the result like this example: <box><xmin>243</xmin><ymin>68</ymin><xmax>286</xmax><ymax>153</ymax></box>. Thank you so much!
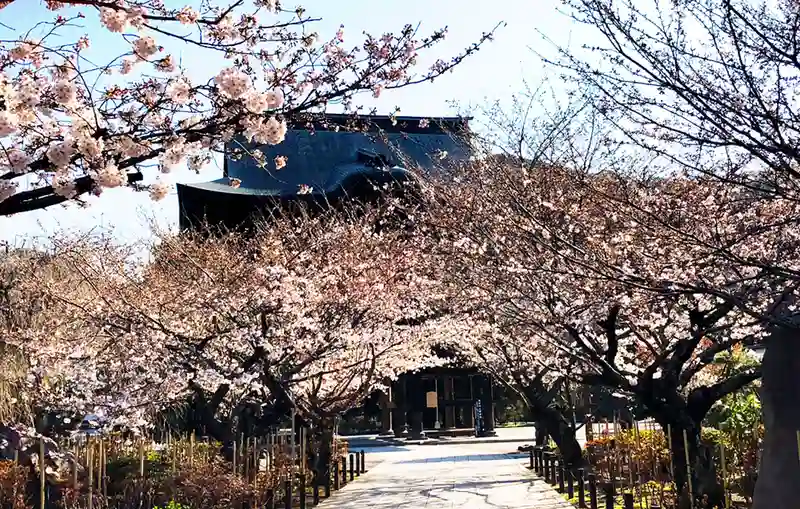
<box><xmin>285</xmin><ymin>113</ymin><xmax>472</xmax><ymax>136</ymax></box>
<box><xmin>177</xmin><ymin>113</ymin><xmax>473</xmax><ymax>230</ymax></box>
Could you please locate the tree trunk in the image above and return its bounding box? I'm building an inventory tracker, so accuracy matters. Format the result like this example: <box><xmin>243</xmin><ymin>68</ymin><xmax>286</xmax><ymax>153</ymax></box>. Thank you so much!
<box><xmin>661</xmin><ymin>420</ymin><xmax>723</xmax><ymax>509</ymax></box>
<box><xmin>538</xmin><ymin>405</ymin><xmax>585</xmax><ymax>472</ymax></box>
<box><xmin>311</xmin><ymin>424</ymin><xmax>335</xmax><ymax>489</ymax></box>
<box><xmin>752</xmin><ymin>328</ymin><xmax>800</xmax><ymax>509</ymax></box>
<box><xmin>534</xmin><ymin>420</ymin><xmax>548</xmax><ymax>446</ymax></box>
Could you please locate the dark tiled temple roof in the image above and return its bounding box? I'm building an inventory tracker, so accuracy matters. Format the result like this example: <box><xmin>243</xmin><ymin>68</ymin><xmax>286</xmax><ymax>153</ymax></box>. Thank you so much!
<box><xmin>177</xmin><ymin>114</ymin><xmax>474</xmax><ymax>230</ymax></box>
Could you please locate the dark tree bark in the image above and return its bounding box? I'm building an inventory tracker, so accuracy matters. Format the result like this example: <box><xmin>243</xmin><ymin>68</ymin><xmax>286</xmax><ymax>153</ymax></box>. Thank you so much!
<box><xmin>652</xmin><ymin>415</ymin><xmax>722</xmax><ymax>509</ymax></box>
<box><xmin>534</xmin><ymin>420</ymin><xmax>548</xmax><ymax>446</ymax></box>
<box><xmin>753</xmin><ymin>328</ymin><xmax>800</xmax><ymax>509</ymax></box>
<box><xmin>538</xmin><ymin>405</ymin><xmax>585</xmax><ymax>471</ymax></box>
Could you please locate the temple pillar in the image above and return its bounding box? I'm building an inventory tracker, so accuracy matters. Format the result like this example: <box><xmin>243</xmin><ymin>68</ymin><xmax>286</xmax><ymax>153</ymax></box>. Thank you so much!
<box><xmin>444</xmin><ymin>376</ymin><xmax>455</xmax><ymax>429</ymax></box>
<box><xmin>379</xmin><ymin>382</ymin><xmax>395</xmax><ymax>436</ymax></box>
<box><xmin>394</xmin><ymin>376</ymin><xmax>408</xmax><ymax>437</ymax></box>
<box><xmin>484</xmin><ymin>378</ymin><xmax>497</xmax><ymax>436</ymax></box>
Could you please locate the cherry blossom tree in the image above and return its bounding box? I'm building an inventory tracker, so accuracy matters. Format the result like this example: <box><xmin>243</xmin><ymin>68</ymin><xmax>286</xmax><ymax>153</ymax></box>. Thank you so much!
<box><xmin>421</xmin><ymin>155</ymin><xmax>769</xmax><ymax>505</ymax></box>
<box><xmin>5</xmin><ymin>206</ymin><xmax>455</xmax><ymax>477</ymax></box>
<box><xmin>0</xmin><ymin>0</ymin><xmax>497</xmax><ymax>215</ymax></box>
<box><xmin>547</xmin><ymin>1</ymin><xmax>800</xmax><ymax>505</ymax></box>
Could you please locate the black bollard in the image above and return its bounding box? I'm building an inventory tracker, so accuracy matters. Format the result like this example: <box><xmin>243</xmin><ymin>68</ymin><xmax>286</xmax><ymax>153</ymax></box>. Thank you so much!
<box><xmin>577</xmin><ymin>468</ymin><xmax>586</xmax><ymax>508</ymax></box>
<box><xmin>312</xmin><ymin>470</ymin><xmax>320</xmax><ymax>506</ymax></box>
<box><xmin>588</xmin><ymin>473</ymin><xmax>598</xmax><ymax>509</ymax></box>
<box><xmin>558</xmin><ymin>461</ymin><xmax>565</xmax><ymax>493</ymax></box>
<box><xmin>603</xmin><ymin>482</ymin><xmax>614</xmax><ymax>509</ymax></box>
<box><xmin>533</xmin><ymin>447</ymin><xmax>541</xmax><ymax>473</ymax></box>
<box><xmin>360</xmin><ymin>450</ymin><xmax>366</xmax><ymax>473</ymax></box>
<box><xmin>299</xmin><ymin>473</ymin><xmax>307</xmax><ymax>509</ymax></box>
<box><xmin>355</xmin><ymin>452</ymin><xmax>361</xmax><ymax>477</ymax></box>
<box><xmin>341</xmin><ymin>456</ymin><xmax>347</xmax><ymax>485</ymax></box>
<box><xmin>324</xmin><ymin>466</ymin><xmax>331</xmax><ymax>497</ymax></box>
<box><xmin>266</xmin><ymin>489</ymin><xmax>275</xmax><ymax>509</ymax></box>
<box><xmin>567</xmin><ymin>468</ymin><xmax>574</xmax><ymax>498</ymax></box>
<box><xmin>529</xmin><ymin>448</ymin><xmax>534</xmax><ymax>469</ymax></box>
<box><xmin>333</xmin><ymin>461</ymin><xmax>340</xmax><ymax>490</ymax></box>
<box><xmin>550</xmin><ymin>456</ymin><xmax>558</xmax><ymax>485</ymax></box>
<box><xmin>622</xmin><ymin>493</ymin><xmax>634</xmax><ymax>509</ymax></box>
<box><xmin>349</xmin><ymin>453</ymin><xmax>355</xmax><ymax>481</ymax></box>
<box><xmin>284</xmin><ymin>479</ymin><xmax>292</xmax><ymax>509</ymax></box>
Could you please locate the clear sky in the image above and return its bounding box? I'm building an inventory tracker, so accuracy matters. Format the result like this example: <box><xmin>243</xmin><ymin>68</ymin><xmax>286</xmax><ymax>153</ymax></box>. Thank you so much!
<box><xmin>0</xmin><ymin>0</ymin><xmax>598</xmax><ymax>247</ymax></box>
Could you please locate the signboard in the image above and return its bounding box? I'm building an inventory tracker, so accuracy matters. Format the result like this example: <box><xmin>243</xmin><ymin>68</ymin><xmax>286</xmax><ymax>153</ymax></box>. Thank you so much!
<box><xmin>426</xmin><ymin>391</ymin><xmax>438</xmax><ymax>408</ymax></box>
<box><xmin>474</xmin><ymin>400</ymin><xmax>484</xmax><ymax>436</ymax></box>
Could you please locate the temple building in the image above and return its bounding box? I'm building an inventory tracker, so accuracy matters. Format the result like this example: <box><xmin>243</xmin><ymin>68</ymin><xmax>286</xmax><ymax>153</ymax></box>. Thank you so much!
<box><xmin>177</xmin><ymin>113</ymin><xmax>473</xmax><ymax>231</ymax></box>
<box><xmin>176</xmin><ymin>113</ymin><xmax>497</xmax><ymax>438</ymax></box>
<box><xmin>376</xmin><ymin>367</ymin><xmax>497</xmax><ymax>439</ymax></box>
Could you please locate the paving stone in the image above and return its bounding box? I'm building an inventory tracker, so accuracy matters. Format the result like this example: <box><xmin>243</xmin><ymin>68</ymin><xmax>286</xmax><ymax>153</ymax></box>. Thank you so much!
<box><xmin>320</xmin><ymin>443</ymin><xmax>574</xmax><ymax>509</ymax></box>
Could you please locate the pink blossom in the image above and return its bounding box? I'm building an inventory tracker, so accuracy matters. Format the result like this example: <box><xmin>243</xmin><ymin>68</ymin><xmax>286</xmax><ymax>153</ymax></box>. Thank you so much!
<box><xmin>0</xmin><ymin>111</ymin><xmax>19</xmax><ymax>137</ymax></box>
<box><xmin>4</xmin><ymin>148</ymin><xmax>31</xmax><ymax>174</ymax></box>
<box><xmin>99</xmin><ymin>8</ymin><xmax>129</xmax><ymax>33</ymax></box>
<box><xmin>176</xmin><ymin>6</ymin><xmax>199</xmax><ymax>24</ymax></box>
<box><xmin>76</xmin><ymin>135</ymin><xmax>105</xmax><ymax>162</ymax></box>
<box><xmin>214</xmin><ymin>67</ymin><xmax>252</xmax><ymax>99</ymax></box>
<box><xmin>51</xmin><ymin>80</ymin><xmax>77</xmax><ymax>106</ymax></box>
<box><xmin>166</xmin><ymin>79</ymin><xmax>192</xmax><ymax>104</ymax></box>
<box><xmin>9</xmin><ymin>41</ymin><xmax>36</xmax><ymax>61</ymax></box>
<box><xmin>0</xmin><ymin>180</ymin><xmax>17</xmax><ymax>202</ymax></box>
<box><xmin>127</xmin><ymin>7</ymin><xmax>147</xmax><ymax>29</ymax></box>
<box><xmin>149</xmin><ymin>180</ymin><xmax>170</xmax><ymax>200</ymax></box>
<box><xmin>133</xmin><ymin>36</ymin><xmax>159</xmax><ymax>59</ymax></box>
<box><xmin>52</xmin><ymin>176</ymin><xmax>77</xmax><ymax>198</ymax></box>
<box><xmin>256</xmin><ymin>0</ymin><xmax>278</xmax><ymax>12</ymax></box>
<box><xmin>92</xmin><ymin>163</ymin><xmax>128</xmax><ymax>188</ymax></box>
<box><xmin>46</xmin><ymin>140</ymin><xmax>76</xmax><ymax>168</ymax></box>
<box><xmin>121</xmin><ymin>59</ymin><xmax>135</xmax><ymax>74</ymax></box>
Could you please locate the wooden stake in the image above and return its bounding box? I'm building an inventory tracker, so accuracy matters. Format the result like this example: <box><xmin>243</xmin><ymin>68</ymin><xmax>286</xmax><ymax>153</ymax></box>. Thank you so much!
<box><xmin>139</xmin><ymin>439</ymin><xmax>145</xmax><ymax>478</ymax></box>
<box><xmin>796</xmin><ymin>430</ymin><xmax>800</xmax><ymax>465</ymax></box>
<box><xmin>682</xmin><ymin>429</ymin><xmax>693</xmax><ymax>509</ymax></box>
<box><xmin>667</xmin><ymin>424</ymin><xmax>674</xmax><ymax>479</ymax></box>
<box><xmin>720</xmin><ymin>443</ymin><xmax>730</xmax><ymax>509</ymax></box>
<box><xmin>244</xmin><ymin>434</ymin><xmax>250</xmax><ymax>480</ymax></box>
<box><xmin>87</xmin><ymin>442</ymin><xmax>94</xmax><ymax>509</ymax></box>
<box><xmin>233</xmin><ymin>438</ymin><xmax>238</xmax><ymax>476</ymax></box>
<box><xmin>253</xmin><ymin>437</ymin><xmax>259</xmax><ymax>489</ymax></box>
<box><xmin>72</xmin><ymin>440</ymin><xmax>78</xmax><ymax>491</ymax></box>
<box><xmin>171</xmin><ymin>438</ymin><xmax>177</xmax><ymax>473</ymax></box>
<box><xmin>189</xmin><ymin>432</ymin><xmax>195</xmax><ymax>469</ymax></box>
<box><xmin>39</xmin><ymin>439</ymin><xmax>46</xmax><ymax>509</ymax></box>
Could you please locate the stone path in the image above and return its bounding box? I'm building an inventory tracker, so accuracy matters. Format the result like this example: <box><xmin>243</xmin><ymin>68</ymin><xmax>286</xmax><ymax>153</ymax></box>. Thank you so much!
<box><xmin>319</xmin><ymin>443</ymin><xmax>573</xmax><ymax>509</ymax></box>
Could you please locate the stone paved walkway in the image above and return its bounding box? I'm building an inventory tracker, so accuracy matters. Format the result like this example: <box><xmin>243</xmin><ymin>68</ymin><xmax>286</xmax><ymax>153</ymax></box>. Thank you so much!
<box><xmin>319</xmin><ymin>443</ymin><xmax>573</xmax><ymax>509</ymax></box>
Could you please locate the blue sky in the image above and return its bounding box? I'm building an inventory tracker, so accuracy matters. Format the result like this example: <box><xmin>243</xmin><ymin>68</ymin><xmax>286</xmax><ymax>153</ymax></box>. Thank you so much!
<box><xmin>0</xmin><ymin>0</ymin><xmax>597</xmax><ymax>246</ymax></box>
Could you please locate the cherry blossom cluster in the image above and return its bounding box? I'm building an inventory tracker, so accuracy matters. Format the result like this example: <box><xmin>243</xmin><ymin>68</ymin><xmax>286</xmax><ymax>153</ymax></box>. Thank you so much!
<box><xmin>0</xmin><ymin>0</ymin><xmax>497</xmax><ymax>215</ymax></box>
<box><xmin>4</xmin><ymin>209</ymin><xmax>456</xmax><ymax>427</ymax></box>
<box><xmin>419</xmin><ymin>158</ymin><xmax>773</xmax><ymax>400</ymax></box>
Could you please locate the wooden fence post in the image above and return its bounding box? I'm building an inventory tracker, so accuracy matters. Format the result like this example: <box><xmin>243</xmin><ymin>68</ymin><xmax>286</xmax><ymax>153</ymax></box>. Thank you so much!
<box><xmin>283</xmin><ymin>479</ymin><xmax>291</xmax><ymax>509</ymax></box>
<box><xmin>567</xmin><ymin>468</ymin><xmax>574</xmax><ymax>498</ymax></box>
<box><xmin>623</xmin><ymin>492</ymin><xmax>634</xmax><ymax>509</ymax></box>
<box><xmin>604</xmin><ymin>482</ymin><xmax>615</xmax><ymax>509</ymax></box>
<box><xmin>349</xmin><ymin>453</ymin><xmax>354</xmax><ymax>481</ymax></box>
<box><xmin>588</xmin><ymin>473</ymin><xmax>597</xmax><ymax>509</ymax></box>
<box><xmin>333</xmin><ymin>460</ymin><xmax>340</xmax><ymax>490</ymax></box>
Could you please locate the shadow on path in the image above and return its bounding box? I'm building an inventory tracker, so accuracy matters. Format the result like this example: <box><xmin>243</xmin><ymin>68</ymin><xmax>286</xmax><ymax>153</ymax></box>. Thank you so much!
<box><xmin>397</xmin><ymin>452</ymin><xmax>525</xmax><ymax>464</ymax></box>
